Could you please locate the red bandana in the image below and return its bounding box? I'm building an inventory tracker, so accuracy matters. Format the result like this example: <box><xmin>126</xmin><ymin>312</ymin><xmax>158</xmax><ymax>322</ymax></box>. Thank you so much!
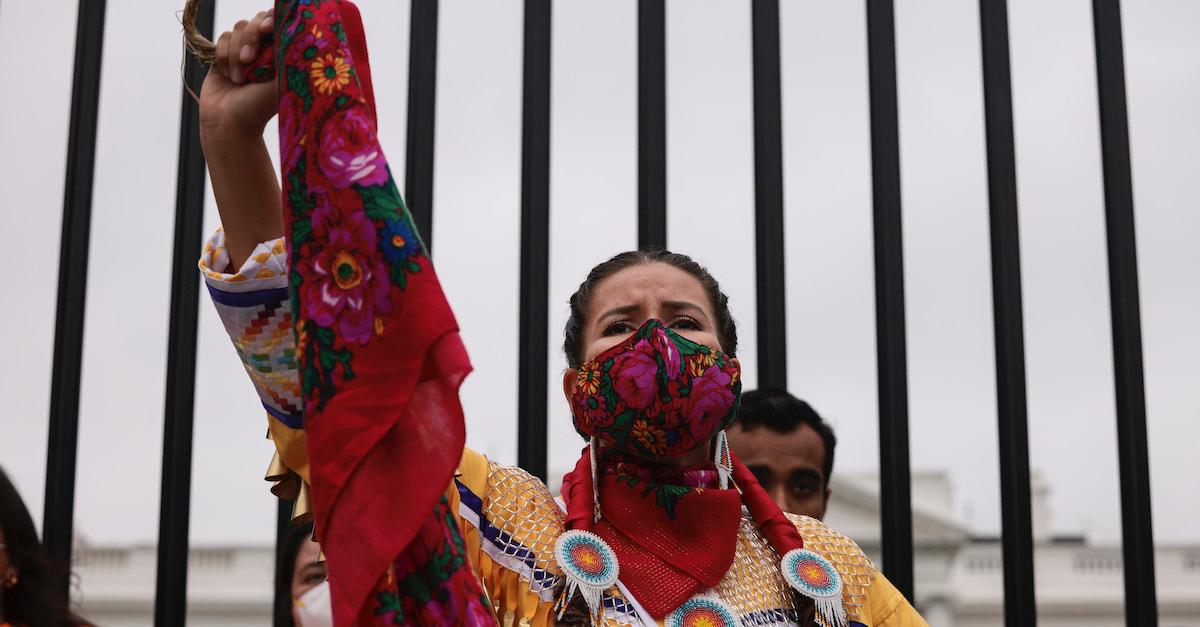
<box><xmin>561</xmin><ymin>451</ymin><xmax>743</xmax><ymax>618</ymax></box>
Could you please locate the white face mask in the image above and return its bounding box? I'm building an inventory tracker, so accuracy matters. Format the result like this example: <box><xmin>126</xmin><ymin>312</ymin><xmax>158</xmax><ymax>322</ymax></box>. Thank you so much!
<box><xmin>294</xmin><ymin>580</ymin><xmax>333</xmax><ymax>627</ymax></box>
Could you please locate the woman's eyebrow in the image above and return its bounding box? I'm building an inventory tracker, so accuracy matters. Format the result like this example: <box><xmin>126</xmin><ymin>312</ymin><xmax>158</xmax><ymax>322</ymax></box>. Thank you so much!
<box><xmin>663</xmin><ymin>300</ymin><xmax>709</xmax><ymax>319</ymax></box>
<box><xmin>597</xmin><ymin>304</ymin><xmax>639</xmax><ymax>322</ymax></box>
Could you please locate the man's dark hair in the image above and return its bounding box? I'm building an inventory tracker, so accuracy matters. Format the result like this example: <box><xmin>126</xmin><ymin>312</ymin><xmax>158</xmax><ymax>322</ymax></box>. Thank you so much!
<box><xmin>735</xmin><ymin>388</ymin><xmax>837</xmax><ymax>485</ymax></box>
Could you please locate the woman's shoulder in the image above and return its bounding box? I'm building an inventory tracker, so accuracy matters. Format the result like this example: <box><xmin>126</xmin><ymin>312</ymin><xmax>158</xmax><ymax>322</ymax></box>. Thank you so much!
<box><xmin>455</xmin><ymin>448</ymin><xmax>565</xmax><ymax>602</ymax></box>
<box><xmin>457</xmin><ymin>448</ymin><xmax>558</xmax><ymax>507</ymax></box>
<box><xmin>456</xmin><ymin>448</ymin><xmax>562</xmax><ymax>535</ymax></box>
<box><xmin>784</xmin><ymin>513</ymin><xmax>881</xmax><ymax>622</ymax></box>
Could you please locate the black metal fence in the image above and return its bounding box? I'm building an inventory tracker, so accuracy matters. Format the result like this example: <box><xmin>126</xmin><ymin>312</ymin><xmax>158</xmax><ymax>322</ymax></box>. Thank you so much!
<box><xmin>40</xmin><ymin>0</ymin><xmax>1156</xmax><ymax>625</ymax></box>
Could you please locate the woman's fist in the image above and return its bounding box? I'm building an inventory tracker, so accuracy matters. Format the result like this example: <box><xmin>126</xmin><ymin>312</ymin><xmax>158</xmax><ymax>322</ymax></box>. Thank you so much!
<box><xmin>199</xmin><ymin>9</ymin><xmax>276</xmax><ymax>139</ymax></box>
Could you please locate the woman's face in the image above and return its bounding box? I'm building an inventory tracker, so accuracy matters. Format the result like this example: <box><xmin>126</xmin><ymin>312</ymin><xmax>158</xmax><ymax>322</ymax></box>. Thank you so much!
<box><xmin>564</xmin><ymin>262</ymin><xmax>723</xmax><ymax>399</ymax></box>
<box><xmin>290</xmin><ymin>538</ymin><xmax>326</xmax><ymax>622</ymax></box>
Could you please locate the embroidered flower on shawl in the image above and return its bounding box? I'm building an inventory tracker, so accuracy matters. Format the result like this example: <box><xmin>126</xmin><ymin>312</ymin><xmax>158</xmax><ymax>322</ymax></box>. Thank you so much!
<box><xmin>318</xmin><ymin>107</ymin><xmax>390</xmax><ymax>189</ymax></box>
<box><xmin>279</xmin><ymin>92</ymin><xmax>306</xmax><ymax>172</ymax></box>
<box><xmin>300</xmin><ymin>23</ymin><xmax>332</xmax><ymax>53</ymax></box>
<box><xmin>298</xmin><ymin>208</ymin><xmax>392</xmax><ymax>345</ymax></box>
<box><xmin>310</xmin><ymin>52</ymin><xmax>351</xmax><ymax>95</ymax></box>
<box><xmin>379</xmin><ymin>216</ymin><xmax>420</xmax><ymax>264</ymax></box>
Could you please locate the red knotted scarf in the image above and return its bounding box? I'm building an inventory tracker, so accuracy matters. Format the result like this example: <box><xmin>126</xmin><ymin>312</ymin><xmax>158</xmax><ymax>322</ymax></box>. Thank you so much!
<box><xmin>560</xmin><ymin>447</ymin><xmax>805</xmax><ymax>619</ymax></box>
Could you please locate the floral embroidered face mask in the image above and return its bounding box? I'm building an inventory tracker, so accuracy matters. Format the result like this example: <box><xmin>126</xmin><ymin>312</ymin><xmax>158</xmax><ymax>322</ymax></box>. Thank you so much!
<box><xmin>571</xmin><ymin>319</ymin><xmax>741</xmax><ymax>459</ymax></box>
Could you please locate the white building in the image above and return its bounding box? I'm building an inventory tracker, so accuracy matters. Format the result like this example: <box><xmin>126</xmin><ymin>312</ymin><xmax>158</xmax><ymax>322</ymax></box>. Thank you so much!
<box><xmin>71</xmin><ymin>474</ymin><xmax>1200</xmax><ymax>626</ymax></box>
<box><xmin>825</xmin><ymin>472</ymin><xmax>1200</xmax><ymax>626</ymax></box>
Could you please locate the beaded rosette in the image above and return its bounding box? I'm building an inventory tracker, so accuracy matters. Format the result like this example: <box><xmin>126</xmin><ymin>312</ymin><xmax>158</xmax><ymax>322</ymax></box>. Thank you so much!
<box><xmin>781</xmin><ymin>548</ymin><xmax>847</xmax><ymax>627</ymax></box>
<box><xmin>666</xmin><ymin>595</ymin><xmax>739</xmax><ymax>627</ymax></box>
<box><xmin>554</xmin><ymin>529</ymin><xmax>619</xmax><ymax>619</ymax></box>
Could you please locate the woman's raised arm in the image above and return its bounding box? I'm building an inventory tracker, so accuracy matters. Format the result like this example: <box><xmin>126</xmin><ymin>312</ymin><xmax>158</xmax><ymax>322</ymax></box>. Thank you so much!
<box><xmin>197</xmin><ymin>9</ymin><xmax>282</xmax><ymax>271</ymax></box>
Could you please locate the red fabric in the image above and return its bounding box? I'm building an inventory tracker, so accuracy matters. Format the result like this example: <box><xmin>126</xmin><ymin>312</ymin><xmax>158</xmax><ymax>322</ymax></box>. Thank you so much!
<box><xmin>570</xmin><ymin>320</ymin><xmax>742</xmax><ymax>459</ymax></box>
<box><xmin>246</xmin><ymin>2</ymin><xmax>484</xmax><ymax>624</ymax></box>
<box><xmin>337</xmin><ymin>2</ymin><xmax>377</xmax><ymax>123</ymax></box>
<box><xmin>561</xmin><ymin>449</ymin><xmax>742</xmax><ymax>619</ymax></box>
<box><xmin>560</xmin><ymin>446</ymin><xmax>597</xmax><ymax>533</ymax></box>
<box><xmin>560</xmin><ymin>448</ymin><xmax>813</xmax><ymax>618</ymax></box>
<box><xmin>247</xmin><ymin>3</ymin><xmax>374</xmax><ymax>119</ymax></box>
<box><xmin>315</xmin><ymin>331</ymin><xmax>472</xmax><ymax>623</ymax></box>
<box><xmin>360</xmin><ymin>495</ymin><xmax>497</xmax><ymax>625</ymax></box>
<box><xmin>730</xmin><ymin>450</ymin><xmax>805</xmax><ymax>554</ymax></box>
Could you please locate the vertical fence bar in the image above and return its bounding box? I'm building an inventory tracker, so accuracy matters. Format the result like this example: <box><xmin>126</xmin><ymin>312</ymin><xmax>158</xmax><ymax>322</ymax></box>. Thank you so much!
<box><xmin>864</xmin><ymin>0</ymin><xmax>914</xmax><ymax>599</ymax></box>
<box><xmin>517</xmin><ymin>0</ymin><xmax>551</xmax><ymax>482</ymax></box>
<box><xmin>273</xmin><ymin>499</ymin><xmax>293</xmax><ymax>627</ymax></box>
<box><xmin>638</xmin><ymin>0</ymin><xmax>667</xmax><ymax>250</ymax></box>
<box><xmin>153</xmin><ymin>3</ymin><xmax>214</xmax><ymax>624</ymax></box>
<box><xmin>43</xmin><ymin>0</ymin><xmax>107</xmax><ymax>599</ymax></box>
<box><xmin>1090</xmin><ymin>2</ymin><xmax>1158</xmax><ymax>624</ymax></box>
<box><xmin>977</xmin><ymin>1</ymin><xmax>1038</xmax><ymax>623</ymax></box>
<box><xmin>750</xmin><ymin>0</ymin><xmax>787</xmax><ymax>388</ymax></box>
<box><xmin>405</xmin><ymin>0</ymin><xmax>438</xmax><ymax>248</ymax></box>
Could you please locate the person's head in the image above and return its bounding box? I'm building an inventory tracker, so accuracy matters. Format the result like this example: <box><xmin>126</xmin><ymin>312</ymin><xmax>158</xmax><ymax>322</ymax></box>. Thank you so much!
<box><xmin>560</xmin><ymin>250</ymin><xmax>739</xmax><ymax>463</ymax></box>
<box><xmin>726</xmin><ymin>388</ymin><xmax>837</xmax><ymax>520</ymax></box>
<box><xmin>274</xmin><ymin>521</ymin><xmax>327</xmax><ymax>627</ymax></box>
<box><xmin>0</xmin><ymin>466</ymin><xmax>83</xmax><ymax>626</ymax></box>
<box><xmin>561</xmin><ymin>248</ymin><xmax>737</xmax><ymax>374</ymax></box>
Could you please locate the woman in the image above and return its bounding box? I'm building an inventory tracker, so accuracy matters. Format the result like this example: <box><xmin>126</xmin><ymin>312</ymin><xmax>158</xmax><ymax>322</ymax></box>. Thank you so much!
<box><xmin>276</xmin><ymin>522</ymin><xmax>331</xmax><ymax>627</ymax></box>
<box><xmin>0</xmin><ymin>467</ymin><xmax>88</xmax><ymax>627</ymax></box>
<box><xmin>191</xmin><ymin>4</ymin><xmax>926</xmax><ymax>625</ymax></box>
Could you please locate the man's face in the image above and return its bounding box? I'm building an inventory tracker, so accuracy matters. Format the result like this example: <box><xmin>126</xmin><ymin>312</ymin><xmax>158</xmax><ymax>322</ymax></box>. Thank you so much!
<box><xmin>727</xmin><ymin>423</ymin><xmax>829</xmax><ymax>520</ymax></box>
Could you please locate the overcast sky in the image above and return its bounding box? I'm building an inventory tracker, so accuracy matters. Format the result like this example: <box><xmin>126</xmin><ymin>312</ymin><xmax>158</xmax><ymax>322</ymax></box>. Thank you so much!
<box><xmin>0</xmin><ymin>0</ymin><xmax>1196</xmax><ymax>591</ymax></box>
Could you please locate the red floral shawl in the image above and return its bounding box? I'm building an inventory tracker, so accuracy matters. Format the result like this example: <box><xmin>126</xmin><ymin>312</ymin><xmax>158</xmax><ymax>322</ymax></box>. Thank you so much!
<box><xmin>246</xmin><ymin>2</ymin><xmax>488</xmax><ymax>624</ymax></box>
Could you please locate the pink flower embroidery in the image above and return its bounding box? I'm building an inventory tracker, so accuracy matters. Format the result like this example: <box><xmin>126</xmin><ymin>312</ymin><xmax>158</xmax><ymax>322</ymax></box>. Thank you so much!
<box><xmin>298</xmin><ymin>208</ymin><xmax>391</xmax><ymax>344</ymax></box>
<box><xmin>687</xmin><ymin>364</ymin><xmax>736</xmax><ymax>438</ymax></box>
<box><xmin>279</xmin><ymin>92</ymin><xmax>305</xmax><ymax>172</ymax></box>
<box><xmin>318</xmin><ymin>107</ymin><xmax>390</xmax><ymax>189</ymax></box>
<box><xmin>610</xmin><ymin>340</ymin><xmax>659</xmax><ymax>410</ymax></box>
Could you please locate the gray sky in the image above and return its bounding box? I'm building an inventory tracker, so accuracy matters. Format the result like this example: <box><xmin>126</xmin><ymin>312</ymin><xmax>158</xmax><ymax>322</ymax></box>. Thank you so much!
<box><xmin>0</xmin><ymin>0</ymin><xmax>1196</xmax><ymax>584</ymax></box>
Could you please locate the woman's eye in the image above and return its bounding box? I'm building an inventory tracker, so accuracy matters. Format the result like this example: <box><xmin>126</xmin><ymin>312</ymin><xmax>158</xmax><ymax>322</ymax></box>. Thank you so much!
<box><xmin>671</xmin><ymin>317</ymin><xmax>700</xmax><ymax>330</ymax></box>
<box><xmin>604</xmin><ymin>321</ymin><xmax>633</xmax><ymax>336</ymax></box>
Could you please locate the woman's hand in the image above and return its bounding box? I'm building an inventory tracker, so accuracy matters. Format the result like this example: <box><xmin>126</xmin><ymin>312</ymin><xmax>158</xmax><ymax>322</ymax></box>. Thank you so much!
<box><xmin>199</xmin><ymin>9</ymin><xmax>276</xmax><ymax>139</ymax></box>
<box><xmin>199</xmin><ymin>10</ymin><xmax>285</xmax><ymax>270</ymax></box>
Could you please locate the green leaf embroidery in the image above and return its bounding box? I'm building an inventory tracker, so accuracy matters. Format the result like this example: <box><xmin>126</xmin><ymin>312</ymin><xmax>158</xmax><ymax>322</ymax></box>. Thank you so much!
<box><xmin>358</xmin><ymin>184</ymin><xmax>405</xmax><ymax>221</ymax></box>
<box><xmin>600</xmin><ymin>376</ymin><xmax>618</xmax><ymax>412</ymax></box>
<box><xmin>292</xmin><ymin>218</ymin><xmax>312</xmax><ymax>247</ymax></box>
<box><xmin>388</xmin><ymin>262</ymin><xmax>409</xmax><ymax>290</ymax></box>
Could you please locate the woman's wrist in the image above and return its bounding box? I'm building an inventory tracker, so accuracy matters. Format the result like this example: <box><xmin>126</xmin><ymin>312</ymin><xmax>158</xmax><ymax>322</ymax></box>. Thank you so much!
<box><xmin>199</xmin><ymin>118</ymin><xmax>266</xmax><ymax>152</ymax></box>
<box><xmin>202</xmin><ymin>129</ymin><xmax>283</xmax><ymax>269</ymax></box>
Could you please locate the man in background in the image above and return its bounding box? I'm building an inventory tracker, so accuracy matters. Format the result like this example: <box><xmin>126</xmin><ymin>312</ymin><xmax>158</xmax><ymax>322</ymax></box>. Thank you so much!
<box><xmin>727</xmin><ymin>388</ymin><xmax>837</xmax><ymax>520</ymax></box>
